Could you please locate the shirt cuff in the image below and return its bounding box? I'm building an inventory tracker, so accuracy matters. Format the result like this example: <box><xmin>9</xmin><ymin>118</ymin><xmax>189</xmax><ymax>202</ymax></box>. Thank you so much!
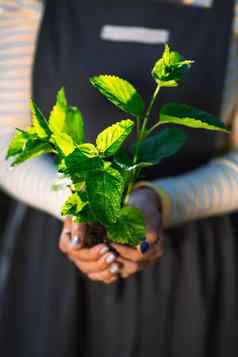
<box><xmin>134</xmin><ymin>180</ymin><xmax>173</xmax><ymax>228</ymax></box>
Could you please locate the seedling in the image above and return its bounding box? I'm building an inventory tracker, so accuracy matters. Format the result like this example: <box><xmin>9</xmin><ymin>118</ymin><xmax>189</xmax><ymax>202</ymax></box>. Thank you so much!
<box><xmin>6</xmin><ymin>45</ymin><xmax>228</xmax><ymax>246</ymax></box>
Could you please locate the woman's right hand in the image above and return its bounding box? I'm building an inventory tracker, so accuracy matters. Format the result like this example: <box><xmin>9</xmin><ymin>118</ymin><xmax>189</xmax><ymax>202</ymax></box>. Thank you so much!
<box><xmin>59</xmin><ymin>217</ymin><xmax>120</xmax><ymax>284</ymax></box>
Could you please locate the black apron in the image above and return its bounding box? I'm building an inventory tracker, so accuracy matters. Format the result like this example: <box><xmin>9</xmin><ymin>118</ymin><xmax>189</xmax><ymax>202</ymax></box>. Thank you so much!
<box><xmin>1</xmin><ymin>1</ymin><xmax>238</xmax><ymax>356</ymax></box>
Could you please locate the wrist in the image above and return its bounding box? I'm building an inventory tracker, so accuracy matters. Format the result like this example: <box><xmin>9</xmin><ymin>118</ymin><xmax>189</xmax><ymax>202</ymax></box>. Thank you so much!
<box><xmin>134</xmin><ymin>181</ymin><xmax>172</xmax><ymax>228</ymax></box>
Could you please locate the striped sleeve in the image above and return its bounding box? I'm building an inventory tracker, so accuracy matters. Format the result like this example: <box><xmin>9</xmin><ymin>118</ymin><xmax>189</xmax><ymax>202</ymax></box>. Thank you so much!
<box><xmin>0</xmin><ymin>1</ymin><xmax>70</xmax><ymax>219</ymax></box>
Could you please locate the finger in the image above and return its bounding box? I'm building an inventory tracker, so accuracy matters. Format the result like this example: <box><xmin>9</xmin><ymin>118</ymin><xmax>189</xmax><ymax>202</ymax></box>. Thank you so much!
<box><xmin>70</xmin><ymin>222</ymin><xmax>87</xmax><ymax>249</ymax></box>
<box><xmin>59</xmin><ymin>222</ymin><xmax>87</xmax><ymax>254</ymax></box>
<box><xmin>112</xmin><ymin>234</ymin><xmax>164</xmax><ymax>263</ymax></box>
<box><xmin>59</xmin><ymin>218</ymin><xmax>73</xmax><ymax>253</ymax></box>
<box><xmin>87</xmin><ymin>263</ymin><xmax>120</xmax><ymax>283</ymax></box>
<box><xmin>117</xmin><ymin>257</ymin><xmax>140</xmax><ymax>278</ymax></box>
<box><xmin>111</xmin><ymin>243</ymin><xmax>143</xmax><ymax>262</ymax></box>
<box><xmin>70</xmin><ymin>243</ymin><xmax>110</xmax><ymax>262</ymax></box>
<box><xmin>72</xmin><ymin>251</ymin><xmax>117</xmax><ymax>274</ymax></box>
<box><xmin>63</xmin><ymin>216</ymin><xmax>72</xmax><ymax>230</ymax></box>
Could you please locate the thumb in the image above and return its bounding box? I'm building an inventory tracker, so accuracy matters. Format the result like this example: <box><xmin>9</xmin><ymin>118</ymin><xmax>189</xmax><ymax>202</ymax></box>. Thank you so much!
<box><xmin>70</xmin><ymin>222</ymin><xmax>87</xmax><ymax>249</ymax></box>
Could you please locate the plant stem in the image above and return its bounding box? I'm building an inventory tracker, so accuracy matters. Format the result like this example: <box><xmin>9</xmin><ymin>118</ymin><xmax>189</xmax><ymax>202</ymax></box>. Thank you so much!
<box><xmin>124</xmin><ymin>83</ymin><xmax>161</xmax><ymax>201</ymax></box>
<box><xmin>140</xmin><ymin>83</ymin><xmax>160</xmax><ymax>138</ymax></box>
<box><xmin>145</xmin><ymin>121</ymin><xmax>161</xmax><ymax>137</ymax></box>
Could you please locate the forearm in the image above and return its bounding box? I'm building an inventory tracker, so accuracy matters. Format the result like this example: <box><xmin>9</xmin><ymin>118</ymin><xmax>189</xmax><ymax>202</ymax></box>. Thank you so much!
<box><xmin>0</xmin><ymin>2</ymin><xmax>70</xmax><ymax>219</ymax></box>
<box><xmin>149</xmin><ymin>151</ymin><xmax>238</xmax><ymax>228</ymax></box>
<box><xmin>0</xmin><ymin>132</ymin><xmax>70</xmax><ymax>220</ymax></box>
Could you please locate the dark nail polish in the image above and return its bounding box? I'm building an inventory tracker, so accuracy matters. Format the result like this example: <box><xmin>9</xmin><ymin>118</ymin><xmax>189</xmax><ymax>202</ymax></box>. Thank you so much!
<box><xmin>140</xmin><ymin>241</ymin><xmax>150</xmax><ymax>254</ymax></box>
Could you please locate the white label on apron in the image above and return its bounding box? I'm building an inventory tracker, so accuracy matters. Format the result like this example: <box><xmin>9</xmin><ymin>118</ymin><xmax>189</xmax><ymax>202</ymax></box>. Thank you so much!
<box><xmin>100</xmin><ymin>25</ymin><xmax>170</xmax><ymax>45</ymax></box>
<box><xmin>182</xmin><ymin>0</ymin><xmax>213</xmax><ymax>7</ymax></box>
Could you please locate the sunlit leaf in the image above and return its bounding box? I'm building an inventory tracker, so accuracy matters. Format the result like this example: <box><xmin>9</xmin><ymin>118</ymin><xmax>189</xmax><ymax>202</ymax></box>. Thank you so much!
<box><xmin>11</xmin><ymin>140</ymin><xmax>52</xmax><ymax>166</ymax></box>
<box><xmin>90</xmin><ymin>75</ymin><xmax>145</xmax><ymax>117</ymax></box>
<box><xmin>30</xmin><ymin>101</ymin><xmax>51</xmax><ymax>138</ymax></box>
<box><xmin>52</xmin><ymin>132</ymin><xmax>75</xmax><ymax>156</ymax></box>
<box><xmin>107</xmin><ymin>206</ymin><xmax>145</xmax><ymax>246</ymax></box>
<box><xmin>160</xmin><ymin>103</ymin><xmax>229</xmax><ymax>132</ymax></box>
<box><xmin>96</xmin><ymin>119</ymin><xmax>134</xmax><ymax>156</ymax></box>
<box><xmin>152</xmin><ymin>44</ymin><xmax>193</xmax><ymax>87</ymax></box>
<box><xmin>61</xmin><ymin>191</ymin><xmax>88</xmax><ymax>217</ymax></box>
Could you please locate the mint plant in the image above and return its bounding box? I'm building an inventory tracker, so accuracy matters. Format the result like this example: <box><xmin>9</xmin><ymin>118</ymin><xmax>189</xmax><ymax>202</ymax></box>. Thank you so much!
<box><xmin>6</xmin><ymin>45</ymin><xmax>228</xmax><ymax>247</ymax></box>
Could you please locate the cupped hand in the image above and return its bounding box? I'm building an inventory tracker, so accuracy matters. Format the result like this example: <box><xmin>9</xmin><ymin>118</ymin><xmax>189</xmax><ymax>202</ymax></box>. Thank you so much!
<box><xmin>59</xmin><ymin>217</ymin><xmax>120</xmax><ymax>284</ymax></box>
<box><xmin>59</xmin><ymin>187</ymin><xmax>166</xmax><ymax>283</ymax></box>
<box><xmin>112</xmin><ymin>187</ymin><xmax>166</xmax><ymax>279</ymax></box>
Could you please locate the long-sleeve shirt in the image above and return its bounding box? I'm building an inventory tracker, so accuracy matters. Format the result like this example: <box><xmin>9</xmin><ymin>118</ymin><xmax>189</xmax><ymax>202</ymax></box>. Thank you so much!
<box><xmin>0</xmin><ymin>0</ymin><xmax>237</xmax><ymax>226</ymax></box>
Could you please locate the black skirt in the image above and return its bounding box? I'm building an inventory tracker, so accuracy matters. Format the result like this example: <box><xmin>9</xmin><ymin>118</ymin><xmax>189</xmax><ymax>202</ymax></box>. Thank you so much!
<box><xmin>1</xmin><ymin>202</ymin><xmax>238</xmax><ymax>357</ymax></box>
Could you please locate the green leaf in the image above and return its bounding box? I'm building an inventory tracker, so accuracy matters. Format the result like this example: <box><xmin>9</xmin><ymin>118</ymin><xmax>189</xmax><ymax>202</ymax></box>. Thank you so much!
<box><xmin>138</xmin><ymin>127</ymin><xmax>187</xmax><ymax>164</ymax></box>
<box><xmin>65</xmin><ymin>107</ymin><xmax>84</xmax><ymax>144</ymax></box>
<box><xmin>65</xmin><ymin>144</ymin><xmax>102</xmax><ymax>181</ymax></box>
<box><xmin>11</xmin><ymin>140</ymin><xmax>52</xmax><ymax>166</ymax></box>
<box><xmin>78</xmin><ymin>143</ymin><xmax>99</xmax><ymax>157</ymax></box>
<box><xmin>86</xmin><ymin>166</ymin><xmax>124</xmax><ymax>225</ymax></box>
<box><xmin>96</xmin><ymin>119</ymin><xmax>134</xmax><ymax>157</ymax></box>
<box><xmin>6</xmin><ymin>129</ymin><xmax>35</xmax><ymax>159</ymax></box>
<box><xmin>52</xmin><ymin>132</ymin><xmax>75</xmax><ymax>156</ymax></box>
<box><xmin>61</xmin><ymin>191</ymin><xmax>88</xmax><ymax>216</ymax></box>
<box><xmin>107</xmin><ymin>206</ymin><xmax>145</xmax><ymax>246</ymax></box>
<box><xmin>160</xmin><ymin>103</ymin><xmax>229</xmax><ymax>132</ymax></box>
<box><xmin>49</xmin><ymin>88</ymin><xmax>85</xmax><ymax>145</ymax></box>
<box><xmin>152</xmin><ymin>44</ymin><xmax>193</xmax><ymax>87</ymax></box>
<box><xmin>30</xmin><ymin>100</ymin><xmax>51</xmax><ymax>139</ymax></box>
<box><xmin>49</xmin><ymin>87</ymin><xmax>67</xmax><ymax>134</ymax></box>
<box><xmin>90</xmin><ymin>75</ymin><xmax>145</xmax><ymax>117</ymax></box>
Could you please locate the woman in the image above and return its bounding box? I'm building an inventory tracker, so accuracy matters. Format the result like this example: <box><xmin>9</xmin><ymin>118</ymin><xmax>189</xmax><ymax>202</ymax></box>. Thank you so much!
<box><xmin>0</xmin><ymin>0</ymin><xmax>238</xmax><ymax>356</ymax></box>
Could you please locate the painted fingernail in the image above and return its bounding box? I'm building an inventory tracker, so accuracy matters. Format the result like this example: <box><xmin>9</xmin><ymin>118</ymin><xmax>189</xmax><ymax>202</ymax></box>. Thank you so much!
<box><xmin>105</xmin><ymin>254</ymin><xmax>115</xmax><ymax>264</ymax></box>
<box><xmin>110</xmin><ymin>263</ymin><xmax>119</xmax><ymax>274</ymax></box>
<box><xmin>99</xmin><ymin>246</ymin><xmax>110</xmax><ymax>256</ymax></box>
<box><xmin>140</xmin><ymin>241</ymin><xmax>150</xmax><ymax>254</ymax></box>
<box><xmin>70</xmin><ymin>235</ymin><xmax>81</xmax><ymax>247</ymax></box>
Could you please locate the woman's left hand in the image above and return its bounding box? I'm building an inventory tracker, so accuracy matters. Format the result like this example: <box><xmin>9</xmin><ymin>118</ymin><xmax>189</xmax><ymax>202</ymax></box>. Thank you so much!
<box><xmin>112</xmin><ymin>187</ymin><xmax>166</xmax><ymax>279</ymax></box>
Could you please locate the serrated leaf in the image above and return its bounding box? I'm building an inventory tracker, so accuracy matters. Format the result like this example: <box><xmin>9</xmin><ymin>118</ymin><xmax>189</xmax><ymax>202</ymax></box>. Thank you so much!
<box><xmin>107</xmin><ymin>206</ymin><xmax>145</xmax><ymax>246</ymax></box>
<box><xmin>6</xmin><ymin>129</ymin><xmax>35</xmax><ymax>159</ymax></box>
<box><xmin>57</xmin><ymin>86</ymin><xmax>68</xmax><ymax>107</ymax></box>
<box><xmin>78</xmin><ymin>143</ymin><xmax>99</xmax><ymax>157</ymax></box>
<box><xmin>160</xmin><ymin>103</ymin><xmax>229</xmax><ymax>132</ymax></box>
<box><xmin>96</xmin><ymin>119</ymin><xmax>134</xmax><ymax>157</ymax></box>
<box><xmin>138</xmin><ymin>127</ymin><xmax>187</xmax><ymax>164</ymax></box>
<box><xmin>90</xmin><ymin>75</ymin><xmax>145</xmax><ymax>117</ymax></box>
<box><xmin>65</xmin><ymin>144</ymin><xmax>102</xmax><ymax>181</ymax></box>
<box><xmin>61</xmin><ymin>191</ymin><xmax>88</xmax><ymax>216</ymax></box>
<box><xmin>30</xmin><ymin>101</ymin><xmax>51</xmax><ymax>139</ymax></box>
<box><xmin>52</xmin><ymin>132</ymin><xmax>75</xmax><ymax>156</ymax></box>
<box><xmin>49</xmin><ymin>88</ymin><xmax>67</xmax><ymax>134</ymax></box>
<box><xmin>152</xmin><ymin>44</ymin><xmax>193</xmax><ymax>86</ymax></box>
<box><xmin>11</xmin><ymin>140</ymin><xmax>52</xmax><ymax>166</ymax></box>
<box><xmin>86</xmin><ymin>166</ymin><xmax>124</xmax><ymax>225</ymax></box>
<box><xmin>65</xmin><ymin>107</ymin><xmax>84</xmax><ymax>144</ymax></box>
<box><xmin>49</xmin><ymin>88</ymin><xmax>85</xmax><ymax>145</ymax></box>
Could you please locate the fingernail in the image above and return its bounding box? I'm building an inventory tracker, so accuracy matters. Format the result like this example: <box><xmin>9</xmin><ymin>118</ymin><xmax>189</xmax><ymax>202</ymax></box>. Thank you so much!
<box><xmin>140</xmin><ymin>241</ymin><xmax>150</xmax><ymax>254</ymax></box>
<box><xmin>70</xmin><ymin>235</ymin><xmax>81</xmax><ymax>247</ymax></box>
<box><xmin>99</xmin><ymin>246</ymin><xmax>110</xmax><ymax>256</ymax></box>
<box><xmin>110</xmin><ymin>263</ymin><xmax>119</xmax><ymax>274</ymax></box>
<box><xmin>105</xmin><ymin>254</ymin><xmax>115</xmax><ymax>264</ymax></box>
